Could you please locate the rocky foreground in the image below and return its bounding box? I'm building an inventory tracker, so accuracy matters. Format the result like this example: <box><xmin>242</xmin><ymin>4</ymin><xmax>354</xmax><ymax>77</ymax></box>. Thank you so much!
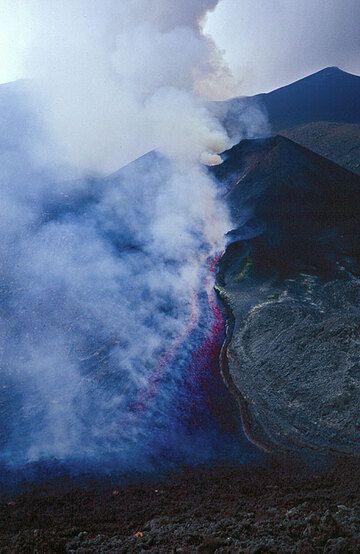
<box><xmin>0</xmin><ymin>461</ymin><xmax>359</xmax><ymax>553</ymax></box>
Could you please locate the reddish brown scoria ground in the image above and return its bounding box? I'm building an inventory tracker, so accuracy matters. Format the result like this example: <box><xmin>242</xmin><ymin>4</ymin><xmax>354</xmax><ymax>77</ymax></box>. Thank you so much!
<box><xmin>0</xmin><ymin>458</ymin><xmax>360</xmax><ymax>553</ymax></box>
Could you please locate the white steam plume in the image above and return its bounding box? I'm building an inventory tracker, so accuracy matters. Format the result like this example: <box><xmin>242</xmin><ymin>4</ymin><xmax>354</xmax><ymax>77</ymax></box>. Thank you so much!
<box><xmin>0</xmin><ymin>1</ymin><xmax>265</xmax><ymax>473</ymax></box>
<box><xmin>19</xmin><ymin>0</ymin><xmax>238</xmax><ymax>173</ymax></box>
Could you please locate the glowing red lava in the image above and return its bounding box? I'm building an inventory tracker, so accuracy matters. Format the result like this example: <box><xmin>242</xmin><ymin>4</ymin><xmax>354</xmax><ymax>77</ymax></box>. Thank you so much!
<box><xmin>130</xmin><ymin>288</ymin><xmax>200</xmax><ymax>412</ymax></box>
<box><xmin>131</xmin><ymin>254</ymin><xmax>227</xmax><ymax>425</ymax></box>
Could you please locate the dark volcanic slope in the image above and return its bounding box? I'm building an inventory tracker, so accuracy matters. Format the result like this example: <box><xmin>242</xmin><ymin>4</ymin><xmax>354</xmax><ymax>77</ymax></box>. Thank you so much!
<box><xmin>259</xmin><ymin>67</ymin><xmax>360</xmax><ymax>131</ymax></box>
<box><xmin>221</xmin><ymin>67</ymin><xmax>360</xmax><ymax>135</ymax></box>
<box><xmin>213</xmin><ymin>135</ymin><xmax>360</xmax><ymax>274</ymax></box>
<box><xmin>280</xmin><ymin>121</ymin><xmax>360</xmax><ymax>175</ymax></box>
<box><xmin>1</xmin><ymin>462</ymin><xmax>360</xmax><ymax>553</ymax></box>
<box><xmin>211</xmin><ymin>136</ymin><xmax>360</xmax><ymax>457</ymax></box>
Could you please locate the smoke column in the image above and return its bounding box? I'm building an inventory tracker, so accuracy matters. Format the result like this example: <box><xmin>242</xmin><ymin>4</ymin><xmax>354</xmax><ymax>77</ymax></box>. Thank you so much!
<box><xmin>0</xmin><ymin>1</ymin><xmax>264</xmax><ymax>479</ymax></box>
<box><xmin>18</xmin><ymin>0</ymin><xmax>238</xmax><ymax>172</ymax></box>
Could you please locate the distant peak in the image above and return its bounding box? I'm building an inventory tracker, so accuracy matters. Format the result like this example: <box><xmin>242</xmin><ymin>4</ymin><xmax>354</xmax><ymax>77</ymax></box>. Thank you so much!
<box><xmin>261</xmin><ymin>65</ymin><xmax>360</xmax><ymax>106</ymax></box>
<box><xmin>319</xmin><ymin>66</ymin><xmax>342</xmax><ymax>74</ymax></box>
<box><xmin>307</xmin><ymin>66</ymin><xmax>357</xmax><ymax>80</ymax></box>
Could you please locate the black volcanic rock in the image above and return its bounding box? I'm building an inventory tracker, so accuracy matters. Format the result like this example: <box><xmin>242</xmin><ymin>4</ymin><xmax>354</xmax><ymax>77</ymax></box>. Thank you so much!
<box><xmin>214</xmin><ymin>135</ymin><xmax>360</xmax><ymax>276</ymax></box>
<box><xmin>212</xmin><ymin>136</ymin><xmax>360</xmax><ymax>457</ymax></box>
<box><xmin>1</xmin><ymin>463</ymin><xmax>360</xmax><ymax>552</ymax></box>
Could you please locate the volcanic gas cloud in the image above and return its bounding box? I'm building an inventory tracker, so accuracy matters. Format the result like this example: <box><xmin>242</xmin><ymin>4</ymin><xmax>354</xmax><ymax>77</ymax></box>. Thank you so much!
<box><xmin>0</xmin><ymin>0</ymin><xmax>265</xmax><ymax>478</ymax></box>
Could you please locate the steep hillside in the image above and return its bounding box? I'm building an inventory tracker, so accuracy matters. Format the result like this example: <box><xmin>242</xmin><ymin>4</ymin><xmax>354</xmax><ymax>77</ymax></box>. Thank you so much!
<box><xmin>212</xmin><ymin>136</ymin><xmax>360</xmax><ymax>457</ymax></box>
<box><xmin>258</xmin><ymin>67</ymin><xmax>360</xmax><ymax>131</ymax></box>
<box><xmin>280</xmin><ymin>121</ymin><xmax>360</xmax><ymax>175</ymax></box>
<box><xmin>220</xmin><ymin>67</ymin><xmax>360</xmax><ymax>134</ymax></box>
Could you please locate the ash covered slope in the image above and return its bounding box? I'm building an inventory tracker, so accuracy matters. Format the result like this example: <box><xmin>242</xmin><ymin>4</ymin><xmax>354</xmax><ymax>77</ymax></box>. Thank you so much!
<box><xmin>211</xmin><ymin>136</ymin><xmax>360</xmax><ymax>456</ymax></box>
<box><xmin>280</xmin><ymin>121</ymin><xmax>360</xmax><ymax>175</ymax></box>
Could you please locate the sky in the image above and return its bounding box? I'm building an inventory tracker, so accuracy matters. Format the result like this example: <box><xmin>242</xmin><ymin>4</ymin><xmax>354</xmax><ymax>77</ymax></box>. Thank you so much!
<box><xmin>0</xmin><ymin>0</ymin><xmax>359</xmax><ymax>95</ymax></box>
<box><xmin>205</xmin><ymin>0</ymin><xmax>360</xmax><ymax>95</ymax></box>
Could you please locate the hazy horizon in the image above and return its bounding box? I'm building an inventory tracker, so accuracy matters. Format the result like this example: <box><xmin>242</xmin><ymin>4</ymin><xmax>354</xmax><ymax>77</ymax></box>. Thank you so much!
<box><xmin>1</xmin><ymin>1</ymin><xmax>359</xmax><ymax>97</ymax></box>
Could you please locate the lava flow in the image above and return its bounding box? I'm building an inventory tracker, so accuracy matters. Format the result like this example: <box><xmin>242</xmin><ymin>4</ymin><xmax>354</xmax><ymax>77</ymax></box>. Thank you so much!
<box><xmin>131</xmin><ymin>253</ymin><xmax>238</xmax><ymax>437</ymax></box>
<box><xmin>130</xmin><ymin>289</ymin><xmax>200</xmax><ymax>412</ymax></box>
<box><xmin>182</xmin><ymin>254</ymin><xmax>239</xmax><ymax>435</ymax></box>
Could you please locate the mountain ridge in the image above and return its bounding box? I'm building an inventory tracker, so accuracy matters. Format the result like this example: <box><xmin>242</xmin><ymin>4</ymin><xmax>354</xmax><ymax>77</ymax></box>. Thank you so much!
<box><xmin>215</xmin><ymin>66</ymin><xmax>360</xmax><ymax>143</ymax></box>
<box><xmin>215</xmin><ymin>134</ymin><xmax>360</xmax><ymax>457</ymax></box>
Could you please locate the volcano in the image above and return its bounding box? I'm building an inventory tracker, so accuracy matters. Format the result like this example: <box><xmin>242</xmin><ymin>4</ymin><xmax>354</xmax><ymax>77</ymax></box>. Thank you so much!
<box><xmin>211</xmin><ymin>135</ymin><xmax>360</xmax><ymax>457</ymax></box>
<box><xmin>215</xmin><ymin>67</ymin><xmax>360</xmax><ymax>176</ymax></box>
<box><xmin>255</xmin><ymin>66</ymin><xmax>360</xmax><ymax>131</ymax></box>
<box><xmin>220</xmin><ymin>67</ymin><xmax>360</xmax><ymax>134</ymax></box>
